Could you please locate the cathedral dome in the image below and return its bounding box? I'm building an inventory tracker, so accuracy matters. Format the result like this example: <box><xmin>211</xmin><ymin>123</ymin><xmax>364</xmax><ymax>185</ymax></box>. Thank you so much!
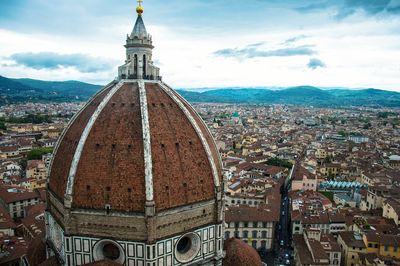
<box><xmin>223</xmin><ymin>238</ymin><xmax>263</xmax><ymax>266</ymax></box>
<box><xmin>46</xmin><ymin>81</ymin><xmax>224</xmax><ymax>264</ymax></box>
<box><xmin>48</xmin><ymin>81</ymin><xmax>222</xmax><ymax>213</ymax></box>
<box><xmin>46</xmin><ymin>2</ymin><xmax>225</xmax><ymax>265</ymax></box>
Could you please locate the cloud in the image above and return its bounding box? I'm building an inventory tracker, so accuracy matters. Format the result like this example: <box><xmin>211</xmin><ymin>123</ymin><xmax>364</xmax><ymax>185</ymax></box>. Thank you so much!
<box><xmin>295</xmin><ymin>0</ymin><xmax>400</xmax><ymax>18</ymax></box>
<box><xmin>9</xmin><ymin>52</ymin><xmax>116</xmax><ymax>73</ymax></box>
<box><xmin>214</xmin><ymin>44</ymin><xmax>316</xmax><ymax>59</ymax></box>
<box><xmin>295</xmin><ymin>2</ymin><xmax>329</xmax><ymax>12</ymax></box>
<box><xmin>283</xmin><ymin>35</ymin><xmax>309</xmax><ymax>45</ymax></box>
<box><xmin>246</xmin><ymin>42</ymin><xmax>265</xmax><ymax>48</ymax></box>
<box><xmin>336</xmin><ymin>0</ymin><xmax>400</xmax><ymax>19</ymax></box>
<box><xmin>307</xmin><ymin>58</ymin><xmax>326</xmax><ymax>69</ymax></box>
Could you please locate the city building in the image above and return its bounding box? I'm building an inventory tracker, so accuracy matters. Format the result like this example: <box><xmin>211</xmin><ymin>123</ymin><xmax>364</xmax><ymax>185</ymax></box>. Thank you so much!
<box><xmin>293</xmin><ymin>229</ymin><xmax>341</xmax><ymax>266</ymax></box>
<box><xmin>224</xmin><ymin>205</ymin><xmax>279</xmax><ymax>251</ymax></box>
<box><xmin>337</xmin><ymin>231</ymin><xmax>367</xmax><ymax>266</ymax></box>
<box><xmin>363</xmin><ymin>232</ymin><xmax>400</xmax><ymax>260</ymax></box>
<box><xmin>0</xmin><ymin>187</ymin><xmax>44</xmax><ymax>219</ymax></box>
<box><xmin>291</xmin><ymin>164</ymin><xmax>318</xmax><ymax>191</ymax></box>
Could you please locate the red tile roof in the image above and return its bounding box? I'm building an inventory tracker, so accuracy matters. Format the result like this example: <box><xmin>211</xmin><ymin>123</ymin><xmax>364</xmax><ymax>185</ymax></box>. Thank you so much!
<box><xmin>223</xmin><ymin>238</ymin><xmax>262</xmax><ymax>266</ymax></box>
<box><xmin>48</xmin><ymin>82</ymin><xmax>221</xmax><ymax>213</ymax></box>
<box><xmin>225</xmin><ymin>205</ymin><xmax>280</xmax><ymax>223</ymax></box>
<box><xmin>0</xmin><ymin>186</ymin><xmax>42</xmax><ymax>204</ymax></box>
<box><xmin>0</xmin><ymin>206</ymin><xmax>16</xmax><ymax>230</ymax></box>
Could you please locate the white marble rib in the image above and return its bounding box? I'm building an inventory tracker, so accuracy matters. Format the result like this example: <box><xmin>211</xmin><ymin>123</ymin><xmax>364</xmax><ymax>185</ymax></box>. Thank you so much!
<box><xmin>164</xmin><ymin>83</ymin><xmax>224</xmax><ymax>177</ymax></box>
<box><xmin>65</xmin><ymin>81</ymin><xmax>124</xmax><ymax>201</ymax></box>
<box><xmin>138</xmin><ymin>80</ymin><xmax>154</xmax><ymax>202</ymax></box>
<box><xmin>48</xmin><ymin>80</ymin><xmax>117</xmax><ymax>185</ymax></box>
<box><xmin>159</xmin><ymin>82</ymin><xmax>220</xmax><ymax>188</ymax></box>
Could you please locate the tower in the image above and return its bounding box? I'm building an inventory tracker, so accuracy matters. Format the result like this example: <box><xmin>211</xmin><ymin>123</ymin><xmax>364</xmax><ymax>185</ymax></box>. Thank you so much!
<box><xmin>118</xmin><ymin>1</ymin><xmax>160</xmax><ymax>80</ymax></box>
<box><xmin>45</xmin><ymin>1</ymin><xmax>224</xmax><ymax>266</ymax></box>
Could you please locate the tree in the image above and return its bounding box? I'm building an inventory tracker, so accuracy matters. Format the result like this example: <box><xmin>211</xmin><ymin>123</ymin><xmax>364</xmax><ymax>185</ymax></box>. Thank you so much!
<box><xmin>363</xmin><ymin>122</ymin><xmax>372</xmax><ymax>130</ymax></box>
<box><xmin>328</xmin><ymin>172</ymin><xmax>336</xmax><ymax>180</ymax></box>
<box><xmin>266</xmin><ymin>157</ymin><xmax>293</xmax><ymax>169</ymax></box>
<box><xmin>323</xmin><ymin>155</ymin><xmax>334</xmax><ymax>164</ymax></box>
<box><xmin>3</xmin><ymin>114</ymin><xmax>53</xmax><ymax>124</ymax></box>
<box><xmin>27</xmin><ymin>147</ymin><xmax>53</xmax><ymax>160</ymax></box>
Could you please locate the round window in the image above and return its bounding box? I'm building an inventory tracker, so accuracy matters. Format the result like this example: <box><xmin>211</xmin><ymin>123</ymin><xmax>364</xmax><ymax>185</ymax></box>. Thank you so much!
<box><xmin>177</xmin><ymin>236</ymin><xmax>191</xmax><ymax>254</ymax></box>
<box><xmin>174</xmin><ymin>233</ymin><xmax>201</xmax><ymax>263</ymax></box>
<box><xmin>93</xmin><ymin>240</ymin><xmax>125</xmax><ymax>264</ymax></box>
<box><xmin>103</xmin><ymin>243</ymin><xmax>120</xmax><ymax>260</ymax></box>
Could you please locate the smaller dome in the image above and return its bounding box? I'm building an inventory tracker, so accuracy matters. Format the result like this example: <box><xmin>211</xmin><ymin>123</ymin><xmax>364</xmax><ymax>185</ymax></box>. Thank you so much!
<box><xmin>26</xmin><ymin>233</ymin><xmax>47</xmax><ymax>266</ymax></box>
<box><xmin>223</xmin><ymin>238</ymin><xmax>262</xmax><ymax>266</ymax></box>
<box><xmin>136</xmin><ymin>6</ymin><xmax>144</xmax><ymax>15</ymax></box>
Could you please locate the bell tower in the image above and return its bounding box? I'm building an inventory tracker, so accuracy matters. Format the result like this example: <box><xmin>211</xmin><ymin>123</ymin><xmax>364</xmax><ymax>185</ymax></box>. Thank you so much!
<box><xmin>118</xmin><ymin>0</ymin><xmax>160</xmax><ymax>80</ymax></box>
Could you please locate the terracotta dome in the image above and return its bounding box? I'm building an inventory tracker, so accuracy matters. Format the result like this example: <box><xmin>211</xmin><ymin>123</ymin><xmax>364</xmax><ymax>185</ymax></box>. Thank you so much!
<box><xmin>45</xmin><ymin>5</ymin><xmax>225</xmax><ymax>264</ymax></box>
<box><xmin>26</xmin><ymin>233</ymin><xmax>47</xmax><ymax>266</ymax></box>
<box><xmin>223</xmin><ymin>238</ymin><xmax>263</xmax><ymax>266</ymax></box>
<box><xmin>48</xmin><ymin>81</ymin><xmax>222</xmax><ymax>213</ymax></box>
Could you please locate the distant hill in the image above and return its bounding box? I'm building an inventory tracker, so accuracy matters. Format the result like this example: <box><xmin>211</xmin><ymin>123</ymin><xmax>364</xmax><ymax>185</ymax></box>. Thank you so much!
<box><xmin>177</xmin><ymin>86</ymin><xmax>400</xmax><ymax>107</ymax></box>
<box><xmin>0</xmin><ymin>75</ymin><xmax>399</xmax><ymax>107</ymax></box>
<box><xmin>14</xmin><ymin>78</ymin><xmax>101</xmax><ymax>100</ymax></box>
<box><xmin>0</xmin><ymin>75</ymin><xmax>102</xmax><ymax>105</ymax></box>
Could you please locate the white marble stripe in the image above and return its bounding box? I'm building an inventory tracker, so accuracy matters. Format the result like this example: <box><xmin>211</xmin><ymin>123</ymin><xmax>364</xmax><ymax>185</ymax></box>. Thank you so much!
<box><xmin>158</xmin><ymin>82</ymin><xmax>220</xmax><ymax>188</ymax></box>
<box><xmin>138</xmin><ymin>81</ymin><xmax>154</xmax><ymax>201</ymax></box>
<box><xmin>65</xmin><ymin>81</ymin><xmax>124</xmax><ymax>200</ymax></box>
<box><xmin>164</xmin><ymin>83</ymin><xmax>224</xmax><ymax>174</ymax></box>
<box><xmin>48</xmin><ymin>80</ymin><xmax>117</xmax><ymax>184</ymax></box>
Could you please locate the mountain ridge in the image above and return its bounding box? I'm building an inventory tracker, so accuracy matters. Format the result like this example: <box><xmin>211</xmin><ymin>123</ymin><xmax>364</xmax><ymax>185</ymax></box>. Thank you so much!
<box><xmin>176</xmin><ymin>86</ymin><xmax>400</xmax><ymax>107</ymax></box>
<box><xmin>0</xmin><ymin>75</ymin><xmax>102</xmax><ymax>105</ymax></box>
<box><xmin>0</xmin><ymin>75</ymin><xmax>399</xmax><ymax>107</ymax></box>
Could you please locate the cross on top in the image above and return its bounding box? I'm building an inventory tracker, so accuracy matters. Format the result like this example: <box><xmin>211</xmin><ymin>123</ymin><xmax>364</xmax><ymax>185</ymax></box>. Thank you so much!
<box><xmin>137</xmin><ymin>0</ymin><xmax>143</xmax><ymax>6</ymax></box>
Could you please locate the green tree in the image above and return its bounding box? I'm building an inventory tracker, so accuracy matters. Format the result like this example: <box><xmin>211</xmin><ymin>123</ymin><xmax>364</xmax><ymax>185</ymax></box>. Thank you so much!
<box><xmin>320</xmin><ymin>191</ymin><xmax>334</xmax><ymax>202</ymax></box>
<box><xmin>4</xmin><ymin>114</ymin><xmax>53</xmax><ymax>124</ymax></box>
<box><xmin>266</xmin><ymin>157</ymin><xmax>293</xmax><ymax>169</ymax></box>
<box><xmin>27</xmin><ymin>147</ymin><xmax>53</xmax><ymax>160</ymax></box>
<box><xmin>323</xmin><ymin>155</ymin><xmax>334</xmax><ymax>164</ymax></box>
<box><xmin>363</xmin><ymin>122</ymin><xmax>372</xmax><ymax>130</ymax></box>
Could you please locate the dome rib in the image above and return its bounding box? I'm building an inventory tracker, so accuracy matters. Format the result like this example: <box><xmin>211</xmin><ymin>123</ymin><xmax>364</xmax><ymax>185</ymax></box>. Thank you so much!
<box><xmin>48</xmin><ymin>80</ymin><xmax>222</xmax><ymax>212</ymax></box>
<box><xmin>138</xmin><ymin>81</ymin><xmax>154</xmax><ymax>202</ymax></box>
<box><xmin>167</xmin><ymin>85</ymin><xmax>223</xmax><ymax>178</ymax></box>
<box><xmin>48</xmin><ymin>81</ymin><xmax>117</xmax><ymax>201</ymax></box>
<box><xmin>159</xmin><ymin>82</ymin><xmax>220</xmax><ymax>188</ymax></box>
<box><xmin>65</xmin><ymin>81</ymin><xmax>125</xmax><ymax>203</ymax></box>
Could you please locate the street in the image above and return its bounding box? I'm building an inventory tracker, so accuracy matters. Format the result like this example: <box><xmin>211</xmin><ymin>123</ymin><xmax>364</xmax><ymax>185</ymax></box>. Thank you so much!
<box><xmin>275</xmin><ymin>183</ymin><xmax>292</xmax><ymax>266</ymax></box>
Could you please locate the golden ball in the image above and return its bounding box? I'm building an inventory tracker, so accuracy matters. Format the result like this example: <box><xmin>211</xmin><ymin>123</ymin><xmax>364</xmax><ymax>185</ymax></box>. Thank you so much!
<box><xmin>136</xmin><ymin>6</ymin><xmax>144</xmax><ymax>14</ymax></box>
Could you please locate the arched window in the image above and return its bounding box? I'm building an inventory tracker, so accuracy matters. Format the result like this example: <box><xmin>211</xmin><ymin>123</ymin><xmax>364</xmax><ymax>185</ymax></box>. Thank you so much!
<box><xmin>143</xmin><ymin>54</ymin><xmax>147</xmax><ymax>77</ymax></box>
<box><xmin>134</xmin><ymin>54</ymin><xmax>138</xmax><ymax>77</ymax></box>
<box><xmin>225</xmin><ymin>231</ymin><xmax>230</xmax><ymax>239</ymax></box>
<box><xmin>252</xmin><ymin>231</ymin><xmax>257</xmax><ymax>238</ymax></box>
<box><xmin>243</xmin><ymin>230</ymin><xmax>248</xmax><ymax>238</ymax></box>
<box><xmin>261</xmin><ymin>231</ymin><xmax>267</xmax><ymax>238</ymax></box>
<box><xmin>261</xmin><ymin>240</ymin><xmax>267</xmax><ymax>249</ymax></box>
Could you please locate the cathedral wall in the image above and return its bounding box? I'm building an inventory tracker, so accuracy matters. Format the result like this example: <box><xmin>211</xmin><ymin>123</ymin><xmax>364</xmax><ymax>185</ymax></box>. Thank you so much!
<box><xmin>154</xmin><ymin>200</ymin><xmax>218</xmax><ymax>240</ymax></box>
<box><xmin>61</xmin><ymin>223</ymin><xmax>223</xmax><ymax>266</ymax></box>
<box><xmin>66</xmin><ymin>211</ymin><xmax>147</xmax><ymax>241</ymax></box>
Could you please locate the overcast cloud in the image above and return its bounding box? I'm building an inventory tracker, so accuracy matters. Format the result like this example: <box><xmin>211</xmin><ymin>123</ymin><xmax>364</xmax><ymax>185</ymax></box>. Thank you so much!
<box><xmin>0</xmin><ymin>0</ymin><xmax>399</xmax><ymax>90</ymax></box>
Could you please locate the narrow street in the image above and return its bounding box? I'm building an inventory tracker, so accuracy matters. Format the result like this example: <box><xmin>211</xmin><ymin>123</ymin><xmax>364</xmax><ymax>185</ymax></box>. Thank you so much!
<box><xmin>274</xmin><ymin>183</ymin><xmax>292</xmax><ymax>266</ymax></box>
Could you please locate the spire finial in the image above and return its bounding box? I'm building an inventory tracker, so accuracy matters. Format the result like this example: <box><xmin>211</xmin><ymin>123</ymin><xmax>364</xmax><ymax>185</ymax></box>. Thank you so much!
<box><xmin>136</xmin><ymin>0</ymin><xmax>144</xmax><ymax>15</ymax></box>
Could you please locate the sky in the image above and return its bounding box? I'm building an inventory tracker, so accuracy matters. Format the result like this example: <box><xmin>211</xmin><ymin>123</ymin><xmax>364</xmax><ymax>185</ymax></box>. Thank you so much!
<box><xmin>0</xmin><ymin>0</ymin><xmax>400</xmax><ymax>91</ymax></box>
